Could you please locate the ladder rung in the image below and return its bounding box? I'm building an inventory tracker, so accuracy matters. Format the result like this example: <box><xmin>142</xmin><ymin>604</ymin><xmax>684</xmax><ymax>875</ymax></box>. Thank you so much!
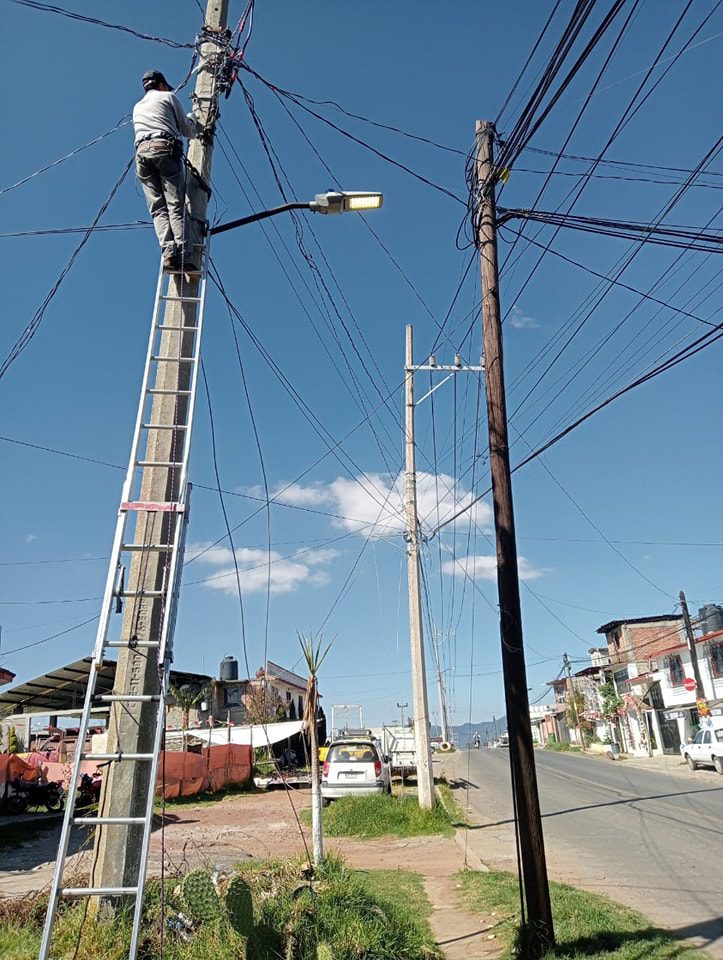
<box><xmin>121</xmin><ymin>500</ymin><xmax>185</xmax><ymax>512</ymax></box>
<box><xmin>160</xmin><ymin>295</ymin><xmax>202</xmax><ymax>303</ymax></box>
<box><xmin>150</xmin><ymin>355</ymin><xmax>195</xmax><ymax>363</ymax></box>
<box><xmin>105</xmin><ymin>640</ymin><xmax>160</xmax><ymax>649</ymax></box>
<box><xmin>142</xmin><ymin>423</ymin><xmax>189</xmax><ymax>430</ymax></box>
<box><xmin>135</xmin><ymin>461</ymin><xmax>184</xmax><ymax>468</ymax></box>
<box><xmin>118</xmin><ymin>590</ymin><xmax>164</xmax><ymax>598</ymax></box>
<box><xmin>121</xmin><ymin>544</ymin><xmax>172</xmax><ymax>552</ymax></box>
<box><xmin>73</xmin><ymin>816</ymin><xmax>146</xmax><ymax>826</ymax></box>
<box><xmin>81</xmin><ymin>752</ymin><xmax>154</xmax><ymax>761</ymax></box>
<box><xmin>146</xmin><ymin>388</ymin><xmax>192</xmax><ymax>396</ymax></box>
<box><xmin>97</xmin><ymin>694</ymin><xmax>160</xmax><ymax>703</ymax></box>
<box><xmin>155</xmin><ymin>325</ymin><xmax>199</xmax><ymax>332</ymax></box>
<box><xmin>60</xmin><ymin>886</ymin><xmax>138</xmax><ymax>898</ymax></box>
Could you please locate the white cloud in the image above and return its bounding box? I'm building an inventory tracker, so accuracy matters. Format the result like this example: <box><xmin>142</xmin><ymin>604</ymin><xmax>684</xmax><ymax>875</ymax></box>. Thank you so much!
<box><xmin>268</xmin><ymin>472</ymin><xmax>493</xmax><ymax>540</ymax></box>
<box><xmin>240</xmin><ymin>482</ymin><xmax>334</xmax><ymax>508</ymax></box>
<box><xmin>188</xmin><ymin>544</ymin><xmax>339</xmax><ymax>595</ymax></box>
<box><xmin>442</xmin><ymin>553</ymin><xmax>545</xmax><ymax>581</ymax></box>
<box><xmin>25</xmin><ymin>533</ymin><xmax>39</xmax><ymax>543</ymax></box>
<box><xmin>509</xmin><ymin>306</ymin><xmax>539</xmax><ymax>330</ymax></box>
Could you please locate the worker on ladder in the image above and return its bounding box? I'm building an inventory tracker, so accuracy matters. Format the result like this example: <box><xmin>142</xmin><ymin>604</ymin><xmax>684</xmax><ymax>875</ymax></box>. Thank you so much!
<box><xmin>132</xmin><ymin>70</ymin><xmax>201</xmax><ymax>273</ymax></box>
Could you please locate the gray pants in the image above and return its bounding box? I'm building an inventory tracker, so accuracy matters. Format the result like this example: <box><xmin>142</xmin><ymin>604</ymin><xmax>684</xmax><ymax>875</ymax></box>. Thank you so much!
<box><xmin>136</xmin><ymin>140</ymin><xmax>190</xmax><ymax>258</ymax></box>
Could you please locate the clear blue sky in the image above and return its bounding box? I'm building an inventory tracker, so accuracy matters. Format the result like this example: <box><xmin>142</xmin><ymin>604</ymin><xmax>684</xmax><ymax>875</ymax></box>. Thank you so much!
<box><xmin>1</xmin><ymin>0</ymin><xmax>721</xmax><ymax>728</ymax></box>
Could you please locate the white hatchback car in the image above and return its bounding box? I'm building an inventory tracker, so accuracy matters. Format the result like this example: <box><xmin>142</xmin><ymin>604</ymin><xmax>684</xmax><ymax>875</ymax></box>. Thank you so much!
<box><xmin>321</xmin><ymin>738</ymin><xmax>392</xmax><ymax>803</ymax></box>
<box><xmin>681</xmin><ymin>720</ymin><xmax>723</xmax><ymax>774</ymax></box>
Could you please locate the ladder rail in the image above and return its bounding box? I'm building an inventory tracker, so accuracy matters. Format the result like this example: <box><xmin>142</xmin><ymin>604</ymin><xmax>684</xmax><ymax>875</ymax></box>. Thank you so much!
<box><xmin>121</xmin><ymin>262</ymin><xmax>167</xmax><ymax>507</ymax></box>
<box><xmin>37</xmin><ymin>260</ymin><xmax>206</xmax><ymax>960</ymax></box>
<box><xmin>172</xmin><ymin>266</ymin><xmax>208</xmax><ymax>501</ymax></box>
<box><xmin>128</xmin><ymin>487</ymin><xmax>192</xmax><ymax>957</ymax></box>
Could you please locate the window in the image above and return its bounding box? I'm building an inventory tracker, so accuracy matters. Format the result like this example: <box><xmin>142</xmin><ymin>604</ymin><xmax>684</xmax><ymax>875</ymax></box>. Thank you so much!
<box><xmin>693</xmin><ymin>730</ymin><xmax>705</xmax><ymax>744</ymax></box>
<box><xmin>665</xmin><ymin>655</ymin><xmax>685</xmax><ymax>687</ymax></box>
<box><xmin>709</xmin><ymin>642</ymin><xmax>723</xmax><ymax>679</ymax></box>
<box><xmin>715</xmin><ymin>730</ymin><xmax>723</xmax><ymax>743</ymax></box>
<box><xmin>703</xmin><ymin>731</ymin><xmax>711</xmax><ymax>744</ymax></box>
<box><xmin>223</xmin><ymin>686</ymin><xmax>241</xmax><ymax>707</ymax></box>
<box><xmin>327</xmin><ymin>742</ymin><xmax>379</xmax><ymax>764</ymax></box>
<box><xmin>298</xmin><ymin>695</ymin><xmax>303</xmax><ymax>717</ymax></box>
<box><xmin>285</xmin><ymin>691</ymin><xmax>291</xmax><ymax>702</ymax></box>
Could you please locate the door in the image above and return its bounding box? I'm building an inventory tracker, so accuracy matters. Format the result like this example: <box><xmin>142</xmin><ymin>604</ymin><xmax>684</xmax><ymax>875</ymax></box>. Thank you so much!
<box><xmin>702</xmin><ymin>730</ymin><xmax>713</xmax><ymax>763</ymax></box>
<box><xmin>689</xmin><ymin>729</ymin><xmax>706</xmax><ymax>761</ymax></box>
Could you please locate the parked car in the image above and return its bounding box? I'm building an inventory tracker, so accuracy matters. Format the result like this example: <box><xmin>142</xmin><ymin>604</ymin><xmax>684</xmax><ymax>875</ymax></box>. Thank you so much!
<box><xmin>321</xmin><ymin>738</ymin><xmax>392</xmax><ymax>804</ymax></box>
<box><xmin>681</xmin><ymin>720</ymin><xmax>723</xmax><ymax>774</ymax></box>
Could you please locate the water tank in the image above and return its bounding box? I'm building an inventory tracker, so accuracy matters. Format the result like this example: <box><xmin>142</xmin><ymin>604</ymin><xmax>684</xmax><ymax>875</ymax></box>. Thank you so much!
<box><xmin>698</xmin><ymin>604</ymin><xmax>723</xmax><ymax>635</ymax></box>
<box><xmin>219</xmin><ymin>655</ymin><xmax>238</xmax><ymax>681</ymax></box>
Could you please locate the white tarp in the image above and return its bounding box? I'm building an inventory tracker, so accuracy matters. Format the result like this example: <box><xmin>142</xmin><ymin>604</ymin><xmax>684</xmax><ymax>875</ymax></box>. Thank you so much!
<box><xmin>184</xmin><ymin>719</ymin><xmax>304</xmax><ymax>748</ymax></box>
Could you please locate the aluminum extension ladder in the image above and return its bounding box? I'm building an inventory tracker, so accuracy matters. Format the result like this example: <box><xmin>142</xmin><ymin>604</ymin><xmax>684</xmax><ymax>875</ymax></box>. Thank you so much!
<box><xmin>38</xmin><ymin>250</ymin><xmax>209</xmax><ymax>960</ymax></box>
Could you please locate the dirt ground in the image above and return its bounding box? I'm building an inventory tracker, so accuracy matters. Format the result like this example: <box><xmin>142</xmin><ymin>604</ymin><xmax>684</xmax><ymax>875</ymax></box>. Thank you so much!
<box><xmin>0</xmin><ymin>786</ymin><xmax>502</xmax><ymax>959</ymax></box>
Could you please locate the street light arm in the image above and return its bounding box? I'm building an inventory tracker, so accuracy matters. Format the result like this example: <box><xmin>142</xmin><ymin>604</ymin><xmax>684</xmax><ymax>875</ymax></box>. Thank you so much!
<box><xmin>210</xmin><ymin>201</ymin><xmax>313</xmax><ymax>236</ymax></box>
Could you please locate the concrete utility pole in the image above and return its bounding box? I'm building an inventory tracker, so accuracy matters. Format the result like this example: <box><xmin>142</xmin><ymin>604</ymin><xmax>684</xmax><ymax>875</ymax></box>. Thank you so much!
<box><xmin>563</xmin><ymin>652</ymin><xmax>586</xmax><ymax>751</ymax></box>
<box><xmin>404</xmin><ymin>324</ymin><xmax>435</xmax><ymax>810</ymax></box>
<box><xmin>94</xmin><ymin>0</ymin><xmax>230</xmax><ymax>894</ymax></box>
<box><xmin>431</xmin><ymin>630</ymin><xmax>451</xmax><ymax>744</ymax></box>
<box><xmin>475</xmin><ymin>120</ymin><xmax>554</xmax><ymax>955</ymax></box>
<box><xmin>680</xmin><ymin>590</ymin><xmax>705</xmax><ymax>698</ymax></box>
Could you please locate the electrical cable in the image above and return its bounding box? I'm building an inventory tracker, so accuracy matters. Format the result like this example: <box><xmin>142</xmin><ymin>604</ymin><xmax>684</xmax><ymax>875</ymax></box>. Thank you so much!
<box><xmin>9</xmin><ymin>0</ymin><xmax>194</xmax><ymax>47</ymax></box>
<box><xmin>0</xmin><ymin>117</ymin><xmax>131</xmax><ymax>197</ymax></box>
<box><xmin>0</xmin><ymin>157</ymin><xmax>134</xmax><ymax>383</ymax></box>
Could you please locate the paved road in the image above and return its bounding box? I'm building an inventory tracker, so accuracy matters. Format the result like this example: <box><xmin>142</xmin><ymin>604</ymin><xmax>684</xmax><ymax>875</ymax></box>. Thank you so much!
<box><xmin>448</xmin><ymin>748</ymin><xmax>723</xmax><ymax>956</ymax></box>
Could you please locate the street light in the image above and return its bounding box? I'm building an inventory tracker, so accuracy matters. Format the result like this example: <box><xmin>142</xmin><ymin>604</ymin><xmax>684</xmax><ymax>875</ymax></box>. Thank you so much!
<box><xmin>210</xmin><ymin>190</ymin><xmax>383</xmax><ymax>237</ymax></box>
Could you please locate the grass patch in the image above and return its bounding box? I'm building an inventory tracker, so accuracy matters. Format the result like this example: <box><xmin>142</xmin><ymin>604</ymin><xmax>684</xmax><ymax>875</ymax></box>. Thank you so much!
<box><xmin>304</xmin><ymin>793</ymin><xmax>454</xmax><ymax>838</ymax></box>
<box><xmin>435</xmin><ymin>781</ymin><xmax>467</xmax><ymax>827</ymax></box>
<box><xmin>0</xmin><ymin>858</ymin><xmax>439</xmax><ymax>959</ymax></box>
<box><xmin>544</xmin><ymin>742</ymin><xmax>581</xmax><ymax>753</ymax></box>
<box><xmin>457</xmin><ymin>869</ymin><xmax>710</xmax><ymax>960</ymax></box>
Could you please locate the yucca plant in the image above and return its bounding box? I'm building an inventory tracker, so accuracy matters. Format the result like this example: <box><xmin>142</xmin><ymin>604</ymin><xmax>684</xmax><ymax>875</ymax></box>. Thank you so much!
<box><xmin>298</xmin><ymin>631</ymin><xmax>334</xmax><ymax>867</ymax></box>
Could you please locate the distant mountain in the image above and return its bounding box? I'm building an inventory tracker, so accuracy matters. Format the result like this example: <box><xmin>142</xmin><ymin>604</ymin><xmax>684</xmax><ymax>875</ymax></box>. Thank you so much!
<box><xmin>432</xmin><ymin>718</ymin><xmax>507</xmax><ymax>746</ymax></box>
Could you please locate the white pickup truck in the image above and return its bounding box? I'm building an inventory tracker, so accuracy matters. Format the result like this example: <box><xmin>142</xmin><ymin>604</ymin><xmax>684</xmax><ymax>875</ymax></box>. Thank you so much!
<box><xmin>681</xmin><ymin>719</ymin><xmax>723</xmax><ymax>774</ymax></box>
<box><xmin>371</xmin><ymin>725</ymin><xmax>417</xmax><ymax>774</ymax></box>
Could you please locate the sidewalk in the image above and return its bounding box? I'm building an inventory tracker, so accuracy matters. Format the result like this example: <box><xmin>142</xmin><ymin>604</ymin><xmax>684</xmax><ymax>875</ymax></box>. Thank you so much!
<box><xmin>549</xmin><ymin>745</ymin><xmax>715</xmax><ymax>782</ymax></box>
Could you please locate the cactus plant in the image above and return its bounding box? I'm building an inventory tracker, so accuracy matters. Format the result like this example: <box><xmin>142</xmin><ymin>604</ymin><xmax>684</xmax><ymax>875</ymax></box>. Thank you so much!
<box><xmin>225</xmin><ymin>875</ymin><xmax>254</xmax><ymax>938</ymax></box>
<box><xmin>181</xmin><ymin>870</ymin><xmax>221</xmax><ymax>922</ymax></box>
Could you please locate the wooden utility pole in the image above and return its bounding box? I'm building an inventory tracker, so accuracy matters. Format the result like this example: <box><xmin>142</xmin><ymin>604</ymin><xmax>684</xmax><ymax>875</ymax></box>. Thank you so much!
<box><xmin>404</xmin><ymin>324</ymin><xmax>435</xmax><ymax>810</ymax></box>
<box><xmin>563</xmin><ymin>652</ymin><xmax>586</xmax><ymax>751</ymax></box>
<box><xmin>680</xmin><ymin>591</ymin><xmax>705</xmax><ymax>697</ymax></box>
<box><xmin>475</xmin><ymin>120</ymin><xmax>554</xmax><ymax>955</ymax></box>
<box><xmin>94</xmin><ymin>0</ymin><xmax>230</xmax><ymax>894</ymax></box>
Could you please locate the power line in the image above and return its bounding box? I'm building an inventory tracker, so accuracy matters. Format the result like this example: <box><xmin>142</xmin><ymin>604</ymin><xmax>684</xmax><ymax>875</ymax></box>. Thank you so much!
<box><xmin>0</xmin><ymin>117</ymin><xmax>131</xmax><ymax>196</ymax></box>
<box><xmin>0</xmin><ymin>157</ymin><xmax>134</xmax><ymax>383</ymax></box>
<box><xmin>500</xmin><ymin>208</ymin><xmax>723</xmax><ymax>254</ymax></box>
<box><xmin>9</xmin><ymin>0</ymin><xmax>194</xmax><ymax>47</ymax></box>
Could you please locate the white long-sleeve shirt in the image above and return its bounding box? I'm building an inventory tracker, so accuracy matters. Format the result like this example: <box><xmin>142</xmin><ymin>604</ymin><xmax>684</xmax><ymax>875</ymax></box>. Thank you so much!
<box><xmin>132</xmin><ymin>90</ymin><xmax>200</xmax><ymax>147</ymax></box>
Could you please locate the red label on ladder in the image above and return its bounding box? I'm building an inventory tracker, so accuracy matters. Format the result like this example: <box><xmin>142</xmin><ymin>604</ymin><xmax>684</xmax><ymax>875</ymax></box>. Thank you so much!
<box><xmin>121</xmin><ymin>501</ymin><xmax>185</xmax><ymax>513</ymax></box>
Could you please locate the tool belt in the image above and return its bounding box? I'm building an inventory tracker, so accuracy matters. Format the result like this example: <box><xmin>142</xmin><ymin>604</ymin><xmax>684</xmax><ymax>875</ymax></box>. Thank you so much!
<box><xmin>135</xmin><ymin>133</ymin><xmax>182</xmax><ymax>159</ymax></box>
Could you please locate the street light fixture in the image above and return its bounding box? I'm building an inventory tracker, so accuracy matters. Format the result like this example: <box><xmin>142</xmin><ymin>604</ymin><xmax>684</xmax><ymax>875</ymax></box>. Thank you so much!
<box><xmin>210</xmin><ymin>190</ymin><xmax>383</xmax><ymax>237</ymax></box>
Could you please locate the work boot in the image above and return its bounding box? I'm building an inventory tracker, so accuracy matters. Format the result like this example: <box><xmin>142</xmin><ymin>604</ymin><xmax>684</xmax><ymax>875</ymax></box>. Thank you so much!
<box><xmin>163</xmin><ymin>252</ymin><xmax>181</xmax><ymax>272</ymax></box>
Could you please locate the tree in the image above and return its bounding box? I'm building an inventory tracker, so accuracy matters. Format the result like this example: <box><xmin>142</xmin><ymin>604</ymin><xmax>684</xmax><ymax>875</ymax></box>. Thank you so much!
<box><xmin>298</xmin><ymin>630</ymin><xmax>333</xmax><ymax>867</ymax></box>
<box><xmin>244</xmin><ymin>682</ymin><xmax>287</xmax><ymax>724</ymax></box>
<box><xmin>600</xmin><ymin>681</ymin><xmax>625</xmax><ymax>744</ymax></box>
<box><xmin>168</xmin><ymin>683</ymin><xmax>212</xmax><ymax>731</ymax></box>
<box><xmin>8</xmin><ymin>725</ymin><xmax>19</xmax><ymax>754</ymax></box>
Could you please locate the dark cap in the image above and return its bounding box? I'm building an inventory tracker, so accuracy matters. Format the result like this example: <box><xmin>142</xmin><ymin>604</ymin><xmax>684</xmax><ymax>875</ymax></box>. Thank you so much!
<box><xmin>142</xmin><ymin>70</ymin><xmax>169</xmax><ymax>90</ymax></box>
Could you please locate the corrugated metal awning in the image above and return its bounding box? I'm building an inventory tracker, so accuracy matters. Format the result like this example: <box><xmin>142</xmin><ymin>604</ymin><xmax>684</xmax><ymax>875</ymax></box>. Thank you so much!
<box><xmin>0</xmin><ymin>658</ymin><xmax>115</xmax><ymax>712</ymax></box>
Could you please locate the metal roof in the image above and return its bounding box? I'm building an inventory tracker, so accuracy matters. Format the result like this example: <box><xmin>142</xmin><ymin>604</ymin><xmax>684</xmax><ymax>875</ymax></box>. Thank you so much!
<box><xmin>596</xmin><ymin>614</ymin><xmax>682</xmax><ymax>634</ymax></box>
<box><xmin>266</xmin><ymin>661</ymin><xmax>307</xmax><ymax>690</ymax></box>
<box><xmin>0</xmin><ymin>660</ymin><xmax>213</xmax><ymax>714</ymax></box>
<box><xmin>0</xmin><ymin>658</ymin><xmax>115</xmax><ymax>713</ymax></box>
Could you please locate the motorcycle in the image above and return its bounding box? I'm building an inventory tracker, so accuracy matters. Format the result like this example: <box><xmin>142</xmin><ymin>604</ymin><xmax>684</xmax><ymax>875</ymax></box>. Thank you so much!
<box><xmin>473</xmin><ymin>737</ymin><xmax>480</xmax><ymax>750</ymax></box>
<box><xmin>9</xmin><ymin>776</ymin><xmax>65</xmax><ymax>814</ymax></box>
<box><xmin>75</xmin><ymin>772</ymin><xmax>102</xmax><ymax>810</ymax></box>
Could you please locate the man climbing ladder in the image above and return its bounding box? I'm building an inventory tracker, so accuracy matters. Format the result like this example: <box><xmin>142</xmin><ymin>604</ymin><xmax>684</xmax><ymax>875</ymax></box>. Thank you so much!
<box><xmin>133</xmin><ymin>69</ymin><xmax>201</xmax><ymax>272</ymax></box>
